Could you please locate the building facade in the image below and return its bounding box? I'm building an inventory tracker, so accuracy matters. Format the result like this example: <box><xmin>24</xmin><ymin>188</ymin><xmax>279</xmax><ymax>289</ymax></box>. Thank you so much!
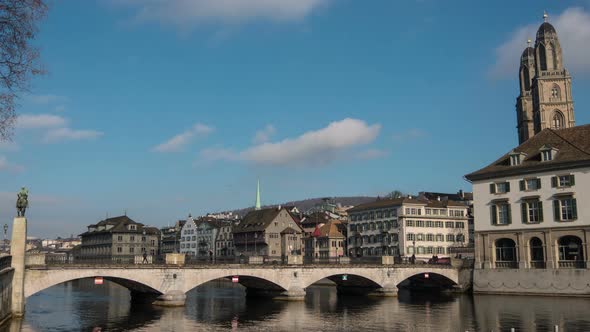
<box><xmin>160</xmin><ymin>220</ymin><xmax>186</xmax><ymax>254</ymax></box>
<box><xmin>215</xmin><ymin>221</ymin><xmax>237</xmax><ymax>257</ymax></box>
<box><xmin>180</xmin><ymin>217</ymin><xmax>224</xmax><ymax>258</ymax></box>
<box><xmin>78</xmin><ymin>215</ymin><xmax>160</xmax><ymax>262</ymax></box>
<box><xmin>233</xmin><ymin>207</ymin><xmax>303</xmax><ymax>258</ymax></box>
<box><xmin>304</xmin><ymin>219</ymin><xmax>346</xmax><ymax>259</ymax></box>
<box><xmin>347</xmin><ymin>198</ymin><xmax>469</xmax><ymax>261</ymax></box>
<box><xmin>516</xmin><ymin>14</ymin><xmax>575</xmax><ymax>144</ymax></box>
<box><xmin>466</xmin><ymin>125</ymin><xmax>590</xmax><ymax>270</ymax></box>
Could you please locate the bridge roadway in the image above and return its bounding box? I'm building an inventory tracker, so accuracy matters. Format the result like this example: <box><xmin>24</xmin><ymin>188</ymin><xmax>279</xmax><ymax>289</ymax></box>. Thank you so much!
<box><xmin>23</xmin><ymin>263</ymin><xmax>466</xmax><ymax>306</ymax></box>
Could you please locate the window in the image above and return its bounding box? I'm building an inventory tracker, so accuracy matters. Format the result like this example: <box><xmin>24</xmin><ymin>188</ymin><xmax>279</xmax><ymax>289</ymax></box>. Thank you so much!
<box><xmin>416</xmin><ymin>220</ymin><xmax>425</xmax><ymax>227</ymax></box>
<box><xmin>426</xmin><ymin>234</ymin><xmax>434</xmax><ymax>241</ymax></box>
<box><xmin>553</xmin><ymin>197</ymin><xmax>577</xmax><ymax>221</ymax></box>
<box><xmin>426</xmin><ymin>221</ymin><xmax>434</xmax><ymax>227</ymax></box>
<box><xmin>417</xmin><ymin>233</ymin><xmax>424</xmax><ymax>241</ymax></box>
<box><xmin>491</xmin><ymin>202</ymin><xmax>512</xmax><ymax>225</ymax></box>
<box><xmin>552</xmin><ymin>175</ymin><xmax>575</xmax><ymax>188</ymax></box>
<box><xmin>510</xmin><ymin>153</ymin><xmax>523</xmax><ymax>166</ymax></box>
<box><xmin>426</xmin><ymin>247</ymin><xmax>434</xmax><ymax>254</ymax></box>
<box><xmin>117</xmin><ymin>247</ymin><xmax>122</xmax><ymax>253</ymax></box>
<box><xmin>425</xmin><ymin>209</ymin><xmax>432</xmax><ymax>215</ymax></box>
<box><xmin>141</xmin><ymin>236</ymin><xmax>146</xmax><ymax>242</ymax></box>
<box><xmin>551</xmin><ymin>111</ymin><xmax>564</xmax><ymax>130</ymax></box>
<box><xmin>491</xmin><ymin>182</ymin><xmax>510</xmax><ymax>194</ymax></box>
<box><xmin>456</xmin><ymin>234</ymin><xmax>464</xmax><ymax>242</ymax></box>
<box><xmin>551</xmin><ymin>85</ymin><xmax>560</xmax><ymax>99</ymax></box>
<box><xmin>407</xmin><ymin>233</ymin><xmax>415</xmax><ymax>241</ymax></box>
<box><xmin>406</xmin><ymin>220</ymin><xmax>414</xmax><ymax>227</ymax></box>
<box><xmin>130</xmin><ymin>236</ymin><xmax>135</xmax><ymax>242</ymax></box>
<box><xmin>541</xmin><ymin>146</ymin><xmax>557</xmax><ymax>161</ymax></box>
<box><xmin>435</xmin><ymin>221</ymin><xmax>443</xmax><ymax>228</ymax></box>
<box><xmin>129</xmin><ymin>247</ymin><xmax>135</xmax><ymax>253</ymax></box>
<box><xmin>520</xmin><ymin>178</ymin><xmax>541</xmax><ymax>191</ymax></box>
<box><xmin>445</xmin><ymin>222</ymin><xmax>454</xmax><ymax>228</ymax></box>
<box><xmin>436</xmin><ymin>247</ymin><xmax>445</xmax><ymax>254</ymax></box>
<box><xmin>117</xmin><ymin>236</ymin><xmax>123</xmax><ymax>241</ymax></box>
<box><xmin>446</xmin><ymin>234</ymin><xmax>455</xmax><ymax>242</ymax></box>
<box><xmin>521</xmin><ymin>200</ymin><xmax>543</xmax><ymax>223</ymax></box>
<box><xmin>436</xmin><ymin>234</ymin><xmax>444</xmax><ymax>242</ymax></box>
<box><xmin>455</xmin><ymin>222</ymin><xmax>465</xmax><ymax>229</ymax></box>
<box><xmin>392</xmin><ymin>234</ymin><xmax>399</xmax><ymax>242</ymax></box>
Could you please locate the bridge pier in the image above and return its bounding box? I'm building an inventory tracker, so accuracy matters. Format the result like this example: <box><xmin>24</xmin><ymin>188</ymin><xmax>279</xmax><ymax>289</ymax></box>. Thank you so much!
<box><xmin>10</xmin><ymin>217</ymin><xmax>27</xmax><ymax>317</ymax></box>
<box><xmin>152</xmin><ymin>290</ymin><xmax>186</xmax><ymax>307</ymax></box>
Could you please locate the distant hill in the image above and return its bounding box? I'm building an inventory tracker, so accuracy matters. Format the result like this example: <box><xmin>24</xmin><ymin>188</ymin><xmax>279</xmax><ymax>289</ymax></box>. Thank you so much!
<box><xmin>228</xmin><ymin>196</ymin><xmax>378</xmax><ymax>217</ymax></box>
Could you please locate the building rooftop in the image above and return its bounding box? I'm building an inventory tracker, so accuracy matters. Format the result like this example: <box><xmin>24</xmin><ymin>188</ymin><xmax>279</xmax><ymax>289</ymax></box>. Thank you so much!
<box><xmin>465</xmin><ymin>125</ymin><xmax>590</xmax><ymax>181</ymax></box>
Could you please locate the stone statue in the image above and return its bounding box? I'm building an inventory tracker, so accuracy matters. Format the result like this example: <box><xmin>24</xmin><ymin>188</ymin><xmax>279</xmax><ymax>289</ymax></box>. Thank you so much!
<box><xmin>16</xmin><ymin>187</ymin><xmax>28</xmax><ymax>217</ymax></box>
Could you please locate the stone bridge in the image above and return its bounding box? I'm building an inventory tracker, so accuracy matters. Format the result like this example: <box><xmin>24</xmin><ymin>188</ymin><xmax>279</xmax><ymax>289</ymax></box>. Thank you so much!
<box><xmin>23</xmin><ymin>264</ymin><xmax>466</xmax><ymax>307</ymax></box>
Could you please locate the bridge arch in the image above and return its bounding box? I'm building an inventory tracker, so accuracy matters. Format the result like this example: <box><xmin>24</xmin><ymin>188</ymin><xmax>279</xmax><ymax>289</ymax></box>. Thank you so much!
<box><xmin>396</xmin><ymin>269</ymin><xmax>459</xmax><ymax>289</ymax></box>
<box><xmin>181</xmin><ymin>269</ymin><xmax>291</xmax><ymax>294</ymax></box>
<box><xmin>303</xmin><ymin>269</ymin><xmax>385</xmax><ymax>289</ymax></box>
<box><xmin>24</xmin><ymin>268</ymin><xmax>165</xmax><ymax>298</ymax></box>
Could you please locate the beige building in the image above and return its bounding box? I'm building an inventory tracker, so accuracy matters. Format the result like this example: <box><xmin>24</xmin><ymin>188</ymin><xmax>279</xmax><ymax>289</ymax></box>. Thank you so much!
<box><xmin>78</xmin><ymin>215</ymin><xmax>160</xmax><ymax>263</ymax></box>
<box><xmin>347</xmin><ymin>197</ymin><xmax>469</xmax><ymax>260</ymax></box>
<box><xmin>516</xmin><ymin>14</ymin><xmax>575</xmax><ymax>144</ymax></box>
<box><xmin>304</xmin><ymin>219</ymin><xmax>346</xmax><ymax>259</ymax></box>
<box><xmin>466</xmin><ymin>125</ymin><xmax>589</xmax><ymax>270</ymax></box>
<box><xmin>233</xmin><ymin>207</ymin><xmax>303</xmax><ymax>258</ymax></box>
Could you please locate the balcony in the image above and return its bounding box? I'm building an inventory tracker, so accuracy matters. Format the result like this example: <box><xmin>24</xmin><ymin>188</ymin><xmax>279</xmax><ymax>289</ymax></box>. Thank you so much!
<box><xmin>495</xmin><ymin>261</ymin><xmax>518</xmax><ymax>269</ymax></box>
<box><xmin>530</xmin><ymin>261</ymin><xmax>546</xmax><ymax>269</ymax></box>
<box><xmin>558</xmin><ymin>260</ymin><xmax>587</xmax><ymax>269</ymax></box>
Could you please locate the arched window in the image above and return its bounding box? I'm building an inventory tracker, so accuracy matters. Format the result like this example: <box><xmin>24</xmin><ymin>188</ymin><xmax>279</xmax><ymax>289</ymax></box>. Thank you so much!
<box><xmin>530</xmin><ymin>237</ymin><xmax>545</xmax><ymax>268</ymax></box>
<box><xmin>558</xmin><ymin>236</ymin><xmax>585</xmax><ymax>268</ymax></box>
<box><xmin>521</xmin><ymin>66</ymin><xmax>531</xmax><ymax>91</ymax></box>
<box><xmin>552</xmin><ymin>111</ymin><xmax>565</xmax><ymax>129</ymax></box>
<box><xmin>495</xmin><ymin>238</ymin><xmax>517</xmax><ymax>268</ymax></box>
<box><xmin>551</xmin><ymin>43</ymin><xmax>558</xmax><ymax>69</ymax></box>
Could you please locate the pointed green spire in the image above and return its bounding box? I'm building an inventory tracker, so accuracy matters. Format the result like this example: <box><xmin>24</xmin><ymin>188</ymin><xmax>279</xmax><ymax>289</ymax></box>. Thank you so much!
<box><xmin>255</xmin><ymin>179</ymin><xmax>261</xmax><ymax>210</ymax></box>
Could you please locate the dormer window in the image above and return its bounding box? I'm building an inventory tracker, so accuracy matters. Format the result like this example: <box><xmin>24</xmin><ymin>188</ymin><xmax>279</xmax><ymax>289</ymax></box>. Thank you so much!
<box><xmin>540</xmin><ymin>145</ymin><xmax>558</xmax><ymax>162</ymax></box>
<box><xmin>509</xmin><ymin>151</ymin><xmax>526</xmax><ymax>166</ymax></box>
<box><xmin>128</xmin><ymin>224</ymin><xmax>137</xmax><ymax>231</ymax></box>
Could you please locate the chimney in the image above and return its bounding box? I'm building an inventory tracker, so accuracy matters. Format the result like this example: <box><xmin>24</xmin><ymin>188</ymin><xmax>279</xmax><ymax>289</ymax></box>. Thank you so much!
<box><xmin>437</xmin><ymin>196</ymin><xmax>441</xmax><ymax>201</ymax></box>
<box><xmin>278</xmin><ymin>205</ymin><xmax>282</xmax><ymax>211</ymax></box>
<box><xmin>459</xmin><ymin>189</ymin><xmax>464</xmax><ymax>198</ymax></box>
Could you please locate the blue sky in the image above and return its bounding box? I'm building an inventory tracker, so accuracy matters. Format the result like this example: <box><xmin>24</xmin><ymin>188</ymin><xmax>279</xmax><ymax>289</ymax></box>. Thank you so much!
<box><xmin>1</xmin><ymin>0</ymin><xmax>590</xmax><ymax>237</ymax></box>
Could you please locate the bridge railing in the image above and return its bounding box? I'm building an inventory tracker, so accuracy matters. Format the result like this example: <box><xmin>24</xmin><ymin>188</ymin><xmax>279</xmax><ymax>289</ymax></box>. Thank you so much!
<box><xmin>28</xmin><ymin>253</ymin><xmax>464</xmax><ymax>268</ymax></box>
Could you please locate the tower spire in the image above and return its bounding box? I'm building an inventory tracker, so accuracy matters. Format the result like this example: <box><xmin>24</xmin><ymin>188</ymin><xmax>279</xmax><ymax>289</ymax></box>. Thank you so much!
<box><xmin>255</xmin><ymin>179</ymin><xmax>261</xmax><ymax>210</ymax></box>
<box><xmin>543</xmin><ymin>11</ymin><xmax>548</xmax><ymax>22</ymax></box>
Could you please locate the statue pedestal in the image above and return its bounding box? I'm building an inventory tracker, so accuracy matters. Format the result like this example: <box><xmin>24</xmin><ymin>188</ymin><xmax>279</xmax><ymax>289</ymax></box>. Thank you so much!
<box><xmin>11</xmin><ymin>217</ymin><xmax>27</xmax><ymax>317</ymax></box>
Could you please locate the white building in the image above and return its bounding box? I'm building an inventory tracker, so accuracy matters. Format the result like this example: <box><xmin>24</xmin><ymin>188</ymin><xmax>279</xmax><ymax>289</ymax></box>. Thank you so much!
<box><xmin>179</xmin><ymin>217</ymin><xmax>198</xmax><ymax>256</ymax></box>
<box><xmin>465</xmin><ymin>125</ymin><xmax>590</xmax><ymax>270</ymax></box>
<box><xmin>347</xmin><ymin>197</ymin><xmax>469</xmax><ymax>260</ymax></box>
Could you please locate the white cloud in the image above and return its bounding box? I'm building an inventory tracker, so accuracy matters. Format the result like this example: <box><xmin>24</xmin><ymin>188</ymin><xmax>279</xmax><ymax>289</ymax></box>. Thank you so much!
<box><xmin>153</xmin><ymin>123</ymin><xmax>214</xmax><ymax>152</ymax></box>
<box><xmin>490</xmin><ymin>8</ymin><xmax>590</xmax><ymax>78</ymax></box>
<box><xmin>43</xmin><ymin>128</ymin><xmax>103</xmax><ymax>143</ymax></box>
<box><xmin>16</xmin><ymin>114</ymin><xmax>67</xmax><ymax>129</ymax></box>
<box><xmin>253</xmin><ymin>124</ymin><xmax>276</xmax><ymax>144</ymax></box>
<box><xmin>201</xmin><ymin>118</ymin><xmax>381</xmax><ymax>166</ymax></box>
<box><xmin>119</xmin><ymin>0</ymin><xmax>329</xmax><ymax>27</ymax></box>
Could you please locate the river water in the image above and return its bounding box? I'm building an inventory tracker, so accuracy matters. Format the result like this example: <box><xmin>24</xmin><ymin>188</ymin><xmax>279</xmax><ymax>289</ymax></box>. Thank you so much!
<box><xmin>3</xmin><ymin>279</ymin><xmax>590</xmax><ymax>332</ymax></box>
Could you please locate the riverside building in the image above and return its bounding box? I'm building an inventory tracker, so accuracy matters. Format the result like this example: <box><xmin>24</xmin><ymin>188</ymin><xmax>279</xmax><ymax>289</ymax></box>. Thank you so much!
<box><xmin>465</xmin><ymin>14</ymin><xmax>590</xmax><ymax>296</ymax></box>
<box><xmin>347</xmin><ymin>197</ymin><xmax>469</xmax><ymax>260</ymax></box>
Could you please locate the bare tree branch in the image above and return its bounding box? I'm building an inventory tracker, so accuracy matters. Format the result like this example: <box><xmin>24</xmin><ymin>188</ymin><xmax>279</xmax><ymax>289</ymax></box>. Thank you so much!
<box><xmin>0</xmin><ymin>0</ymin><xmax>47</xmax><ymax>141</ymax></box>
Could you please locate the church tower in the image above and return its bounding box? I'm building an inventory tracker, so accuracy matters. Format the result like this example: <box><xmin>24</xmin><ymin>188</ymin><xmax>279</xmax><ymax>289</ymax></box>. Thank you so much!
<box><xmin>516</xmin><ymin>13</ymin><xmax>575</xmax><ymax>144</ymax></box>
<box><xmin>516</xmin><ymin>41</ymin><xmax>535</xmax><ymax>144</ymax></box>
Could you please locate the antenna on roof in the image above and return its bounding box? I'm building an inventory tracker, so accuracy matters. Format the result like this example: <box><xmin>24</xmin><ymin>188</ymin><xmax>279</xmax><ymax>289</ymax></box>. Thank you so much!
<box><xmin>124</xmin><ymin>209</ymin><xmax>127</xmax><ymax>216</ymax></box>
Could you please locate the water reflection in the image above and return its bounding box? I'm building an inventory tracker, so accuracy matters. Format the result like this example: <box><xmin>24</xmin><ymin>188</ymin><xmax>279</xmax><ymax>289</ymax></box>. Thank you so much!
<box><xmin>2</xmin><ymin>279</ymin><xmax>589</xmax><ymax>331</ymax></box>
